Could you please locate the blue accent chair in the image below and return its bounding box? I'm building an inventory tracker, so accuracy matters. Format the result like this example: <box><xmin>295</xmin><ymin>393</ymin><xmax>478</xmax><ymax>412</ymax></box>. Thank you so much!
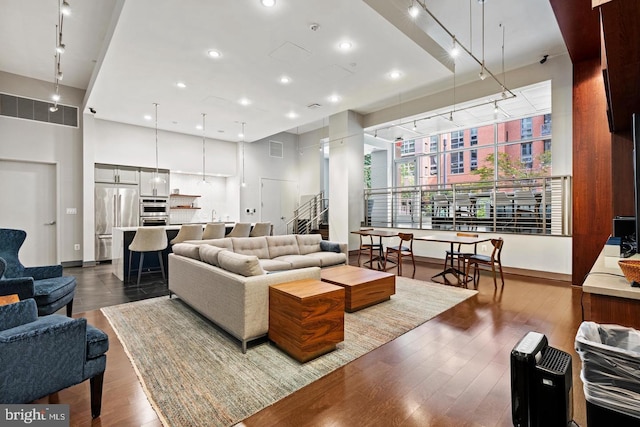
<box><xmin>0</xmin><ymin>228</ymin><xmax>76</xmax><ymax>316</ymax></box>
<box><xmin>0</xmin><ymin>299</ymin><xmax>109</xmax><ymax>418</ymax></box>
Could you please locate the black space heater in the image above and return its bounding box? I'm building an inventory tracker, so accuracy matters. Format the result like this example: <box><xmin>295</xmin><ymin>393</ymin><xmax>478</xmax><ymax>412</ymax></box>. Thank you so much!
<box><xmin>511</xmin><ymin>331</ymin><xmax>573</xmax><ymax>427</ymax></box>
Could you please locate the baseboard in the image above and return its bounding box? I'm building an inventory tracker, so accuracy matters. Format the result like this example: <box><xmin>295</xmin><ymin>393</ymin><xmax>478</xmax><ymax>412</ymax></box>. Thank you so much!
<box><xmin>62</xmin><ymin>260</ymin><xmax>83</xmax><ymax>268</ymax></box>
<box><xmin>348</xmin><ymin>250</ymin><xmax>571</xmax><ymax>284</ymax></box>
<box><xmin>82</xmin><ymin>261</ymin><xmax>97</xmax><ymax>267</ymax></box>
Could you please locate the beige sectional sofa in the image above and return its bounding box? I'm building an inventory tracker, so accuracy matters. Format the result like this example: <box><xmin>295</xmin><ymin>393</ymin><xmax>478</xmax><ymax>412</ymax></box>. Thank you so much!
<box><xmin>168</xmin><ymin>234</ymin><xmax>348</xmax><ymax>352</ymax></box>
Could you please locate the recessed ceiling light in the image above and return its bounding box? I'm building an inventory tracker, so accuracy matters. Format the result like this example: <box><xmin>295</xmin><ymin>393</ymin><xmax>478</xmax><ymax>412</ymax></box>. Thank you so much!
<box><xmin>239</xmin><ymin>98</ymin><xmax>251</xmax><ymax>106</ymax></box>
<box><xmin>389</xmin><ymin>70</ymin><xmax>402</xmax><ymax>80</ymax></box>
<box><xmin>207</xmin><ymin>50</ymin><xmax>221</xmax><ymax>58</ymax></box>
<box><xmin>144</xmin><ymin>114</ymin><xmax>152</xmax><ymax>121</ymax></box>
<box><xmin>338</xmin><ymin>41</ymin><xmax>352</xmax><ymax>50</ymax></box>
<box><xmin>176</xmin><ymin>82</ymin><xmax>187</xmax><ymax>88</ymax></box>
<box><xmin>261</xmin><ymin>0</ymin><xmax>275</xmax><ymax>6</ymax></box>
<box><xmin>328</xmin><ymin>94</ymin><xmax>341</xmax><ymax>103</ymax></box>
<box><xmin>280</xmin><ymin>76</ymin><xmax>291</xmax><ymax>84</ymax></box>
<box><xmin>286</xmin><ymin>112</ymin><xmax>298</xmax><ymax>119</ymax></box>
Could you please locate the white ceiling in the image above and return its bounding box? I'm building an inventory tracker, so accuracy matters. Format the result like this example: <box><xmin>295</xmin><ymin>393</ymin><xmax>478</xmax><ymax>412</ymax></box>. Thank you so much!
<box><xmin>0</xmin><ymin>0</ymin><xmax>566</xmax><ymax>143</ymax></box>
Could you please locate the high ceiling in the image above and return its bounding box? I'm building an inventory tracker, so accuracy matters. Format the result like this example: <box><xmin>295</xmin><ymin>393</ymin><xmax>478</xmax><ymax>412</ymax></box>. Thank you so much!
<box><xmin>0</xmin><ymin>0</ymin><xmax>567</xmax><ymax>142</ymax></box>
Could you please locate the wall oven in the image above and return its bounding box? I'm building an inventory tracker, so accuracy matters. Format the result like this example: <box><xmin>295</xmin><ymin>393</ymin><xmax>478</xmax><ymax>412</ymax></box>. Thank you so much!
<box><xmin>140</xmin><ymin>197</ymin><xmax>168</xmax><ymax>226</ymax></box>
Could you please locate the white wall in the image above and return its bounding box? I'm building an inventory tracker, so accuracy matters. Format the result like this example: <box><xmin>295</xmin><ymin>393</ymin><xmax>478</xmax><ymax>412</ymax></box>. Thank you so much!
<box><xmin>298</xmin><ymin>127</ymin><xmax>328</xmax><ymax>196</ymax></box>
<box><xmin>0</xmin><ymin>71</ymin><xmax>85</xmax><ymax>264</ymax></box>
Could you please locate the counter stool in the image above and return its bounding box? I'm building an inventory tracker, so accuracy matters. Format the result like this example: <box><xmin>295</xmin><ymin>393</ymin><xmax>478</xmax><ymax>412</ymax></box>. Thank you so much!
<box><xmin>203</xmin><ymin>222</ymin><xmax>226</xmax><ymax>239</ymax></box>
<box><xmin>128</xmin><ymin>227</ymin><xmax>168</xmax><ymax>286</ymax></box>
<box><xmin>170</xmin><ymin>224</ymin><xmax>203</xmax><ymax>244</ymax></box>
<box><xmin>226</xmin><ymin>222</ymin><xmax>252</xmax><ymax>237</ymax></box>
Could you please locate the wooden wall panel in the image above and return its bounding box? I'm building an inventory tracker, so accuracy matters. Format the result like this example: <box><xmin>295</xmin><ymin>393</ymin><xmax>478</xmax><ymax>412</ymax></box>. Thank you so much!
<box><xmin>611</xmin><ymin>130</ymin><xmax>634</xmax><ymax>217</ymax></box>
<box><xmin>572</xmin><ymin>58</ymin><xmax>613</xmax><ymax>285</ymax></box>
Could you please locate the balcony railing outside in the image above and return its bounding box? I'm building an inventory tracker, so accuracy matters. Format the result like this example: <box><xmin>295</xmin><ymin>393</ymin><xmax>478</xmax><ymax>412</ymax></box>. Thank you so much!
<box><xmin>364</xmin><ymin>175</ymin><xmax>572</xmax><ymax>236</ymax></box>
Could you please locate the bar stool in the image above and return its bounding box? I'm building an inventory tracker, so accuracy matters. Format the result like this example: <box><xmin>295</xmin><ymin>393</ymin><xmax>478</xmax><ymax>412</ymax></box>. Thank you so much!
<box><xmin>203</xmin><ymin>222</ymin><xmax>226</xmax><ymax>239</ymax></box>
<box><xmin>169</xmin><ymin>224</ymin><xmax>203</xmax><ymax>244</ymax></box>
<box><xmin>128</xmin><ymin>227</ymin><xmax>168</xmax><ymax>286</ymax></box>
<box><xmin>249</xmin><ymin>222</ymin><xmax>272</xmax><ymax>237</ymax></box>
<box><xmin>226</xmin><ymin>222</ymin><xmax>252</xmax><ymax>237</ymax></box>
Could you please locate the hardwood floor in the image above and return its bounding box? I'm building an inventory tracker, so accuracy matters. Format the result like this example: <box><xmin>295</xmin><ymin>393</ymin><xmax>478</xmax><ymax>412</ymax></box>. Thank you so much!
<box><xmin>49</xmin><ymin>258</ymin><xmax>587</xmax><ymax>426</ymax></box>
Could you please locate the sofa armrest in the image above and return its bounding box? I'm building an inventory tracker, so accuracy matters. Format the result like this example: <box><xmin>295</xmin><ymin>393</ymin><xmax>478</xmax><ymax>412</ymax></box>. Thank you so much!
<box><xmin>0</xmin><ymin>277</ymin><xmax>35</xmax><ymax>300</ymax></box>
<box><xmin>23</xmin><ymin>265</ymin><xmax>63</xmax><ymax>280</ymax></box>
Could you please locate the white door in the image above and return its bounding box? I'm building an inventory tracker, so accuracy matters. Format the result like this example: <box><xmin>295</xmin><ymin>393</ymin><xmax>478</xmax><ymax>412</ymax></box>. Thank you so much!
<box><xmin>261</xmin><ymin>178</ymin><xmax>298</xmax><ymax>235</ymax></box>
<box><xmin>0</xmin><ymin>160</ymin><xmax>57</xmax><ymax>266</ymax></box>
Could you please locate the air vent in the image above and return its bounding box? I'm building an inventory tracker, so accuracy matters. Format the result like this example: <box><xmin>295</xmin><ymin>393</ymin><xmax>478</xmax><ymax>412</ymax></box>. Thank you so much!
<box><xmin>307</xmin><ymin>103</ymin><xmax>322</xmax><ymax>109</ymax></box>
<box><xmin>269</xmin><ymin>140</ymin><xmax>284</xmax><ymax>158</ymax></box>
<box><xmin>0</xmin><ymin>93</ymin><xmax>78</xmax><ymax>127</ymax></box>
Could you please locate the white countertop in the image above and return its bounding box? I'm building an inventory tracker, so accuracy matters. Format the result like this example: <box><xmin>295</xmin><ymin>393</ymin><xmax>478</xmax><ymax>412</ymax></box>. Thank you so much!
<box><xmin>113</xmin><ymin>223</ymin><xmax>236</xmax><ymax>232</ymax></box>
<box><xmin>583</xmin><ymin>249</ymin><xmax>640</xmax><ymax>300</ymax></box>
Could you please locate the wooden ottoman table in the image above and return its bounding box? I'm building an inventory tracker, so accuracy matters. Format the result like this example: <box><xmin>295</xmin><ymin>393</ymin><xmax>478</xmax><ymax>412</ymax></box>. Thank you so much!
<box><xmin>269</xmin><ymin>279</ymin><xmax>345</xmax><ymax>363</ymax></box>
<box><xmin>321</xmin><ymin>265</ymin><xmax>396</xmax><ymax>312</ymax></box>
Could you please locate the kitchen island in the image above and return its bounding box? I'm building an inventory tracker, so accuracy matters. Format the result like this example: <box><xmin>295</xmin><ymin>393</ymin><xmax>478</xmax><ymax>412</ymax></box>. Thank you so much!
<box><xmin>112</xmin><ymin>223</ymin><xmax>235</xmax><ymax>282</ymax></box>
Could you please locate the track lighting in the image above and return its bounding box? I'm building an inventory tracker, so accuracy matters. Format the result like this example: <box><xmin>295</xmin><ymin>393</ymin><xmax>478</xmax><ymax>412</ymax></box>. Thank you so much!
<box><xmin>56</xmin><ymin>43</ymin><xmax>65</xmax><ymax>54</ymax></box>
<box><xmin>413</xmin><ymin>121</ymin><xmax>417</xmax><ymax>131</ymax></box>
<box><xmin>52</xmin><ymin>93</ymin><xmax>61</xmax><ymax>102</ymax></box>
<box><xmin>450</xmin><ymin>38</ymin><xmax>459</xmax><ymax>58</ymax></box>
<box><xmin>479</xmin><ymin>63</ymin><xmax>487</xmax><ymax>80</ymax></box>
<box><xmin>494</xmin><ymin>101</ymin><xmax>499</xmax><ymax>114</ymax></box>
<box><xmin>408</xmin><ymin>2</ymin><xmax>419</xmax><ymax>18</ymax></box>
<box><xmin>57</xmin><ymin>71</ymin><xmax>63</xmax><ymax>81</ymax></box>
<box><xmin>49</xmin><ymin>105</ymin><xmax>58</xmax><ymax>113</ymax></box>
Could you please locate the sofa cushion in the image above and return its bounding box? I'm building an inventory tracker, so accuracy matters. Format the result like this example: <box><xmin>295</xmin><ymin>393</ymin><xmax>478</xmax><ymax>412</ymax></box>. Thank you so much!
<box><xmin>231</xmin><ymin>237</ymin><xmax>270</xmax><ymax>259</ymax></box>
<box><xmin>320</xmin><ymin>240</ymin><xmax>341</xmax><ymax>253</ymax></box>
<box><xmin>183</xmin><ymin>238</ymin><xmax>234</xmax><ymax>251</ymax></box>
<box><xmin>33</xmin><ymin>276</ymin><xmax>76</xmax><ymax>306</ymax></box>
<box><xmin>273</xmin><ymin>255</ymin><xmax>321</xmax><ymax>269</ymax></box>
<box><xmin>266</xmin><ymin>235</ymin><xmax>300</xmax><ymax>258</ymax></box>
<box><xmin>199</xmin><ymin>245</ymin><xmax>226</xmax><ymax>267</ymax></box>
<box><xmin>218</xmin><ymin>251</ymin><xmax>264</xmax><ymax>277</ymax></box>
<box><xmin>172</xmin><ymin>243</ymin><xmax>201</xmax><ymax>260</ymax></box>
<box><xmin>258</xmin><ymin>259</ymin><xmax>293</xmax><ymax>272</ymax></box>
<box><xmin>305</xmin><ymin>251</ymin><xmax>347</xmax><ymax>267</ymax></box>
<box><xmin>296</xmin><ymin>234</ymin><xmax>323</xmax><ymax>255</ymax></box>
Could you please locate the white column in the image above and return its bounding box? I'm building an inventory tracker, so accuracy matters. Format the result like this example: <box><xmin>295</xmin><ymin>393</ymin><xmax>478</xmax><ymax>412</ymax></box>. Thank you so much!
<box><xmin>328</xmin><ymin>111</ymin><xmax>364</xmax><ymax>250</ymax></box>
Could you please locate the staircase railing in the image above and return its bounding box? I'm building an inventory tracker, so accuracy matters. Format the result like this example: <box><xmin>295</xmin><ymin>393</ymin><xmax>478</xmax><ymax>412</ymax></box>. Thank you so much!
<box><xmin>286</xmin><ymin>191</ymin><xmax>328</xmax><ymax>235</ymax></box>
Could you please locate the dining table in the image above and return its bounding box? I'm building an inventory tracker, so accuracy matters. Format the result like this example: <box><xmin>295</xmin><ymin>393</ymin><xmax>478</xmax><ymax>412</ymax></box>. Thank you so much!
<box><xmin>351</xmin><ymin>229</ymin><xmax>399</xmax><ymax>271</ymax></box>
<box><xmin>415</xmin><ymin>234</ymin><xmax>492</xmax><ymax>286</ymax></box>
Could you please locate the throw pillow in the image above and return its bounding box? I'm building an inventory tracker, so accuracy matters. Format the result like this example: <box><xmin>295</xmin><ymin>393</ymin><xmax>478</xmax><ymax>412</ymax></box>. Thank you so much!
<box><xmin>172</xmin><ymin>243</ymin><xmax>201</xmax><ymax>260</ymax></box>
<box><xmin>199</xmin><ymin>245</ymin><xmax>226</xmax><ymax>267</ymax></box>
<box><xmin>320</xmin><ymin>240</ymin><xmax>341</xmax><ymax>253</ymax></box>
<box><xmin>0</xmin><ymin>294</ymin><xmax>19</xmax><ymax>306</ymax></box>
<box><xmin>217</xmin><ymin>251</ymin><xmax>264</xmax><ymax>277</ymax></box>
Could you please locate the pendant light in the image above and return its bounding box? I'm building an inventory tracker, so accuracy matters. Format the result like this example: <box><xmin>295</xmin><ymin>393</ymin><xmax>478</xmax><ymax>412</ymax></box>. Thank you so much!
<box><xmin>240</xmin><ymin>122</ymin><xmax>246</xmax><ymax>187</ymax></box>
<box><xmin>151</xmin><ymin>103</ymin><xmax>166</xmax><ymax>184</ymax></box>
<box><xmin>198</xmin><ymin>113</ymin><xmax>209</xmax><ymax>185</ymax></box>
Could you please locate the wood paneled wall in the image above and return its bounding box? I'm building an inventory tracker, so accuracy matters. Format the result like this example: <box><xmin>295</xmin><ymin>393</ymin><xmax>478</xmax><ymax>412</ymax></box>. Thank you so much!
<box><xmin>611</xmin><ymin>130</ymin><xmax>634</xmax><ymax>217</ymax></box>
<box><xmin>572</xmin><ymin>58</ymin><xmax>613</xmax><ymax>285</ymax></box>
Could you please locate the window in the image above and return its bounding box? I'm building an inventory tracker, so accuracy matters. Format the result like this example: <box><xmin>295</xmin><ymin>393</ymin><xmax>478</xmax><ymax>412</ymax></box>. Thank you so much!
<box><xmin>400</xmin><ymin>139</ymin><xmax>415</xmax><ymax>156</ymax></box>
<box><xmin>542</xmin><ymin>114</ymin><xmax>551</xmax><ymax>135</ymax></box>
<box><xmin>521</xmin><ymin>117</ymin><xmax>533</xmax><ymax>139</ymax></box>
<box><xmin>429</xmin><ymin>135</ymin><xmax>438</xmax><ymax>153</ymax></box>
<box><xmin>544</xmin><ymin>139</ymin><xmax>551</xmax><ymax>152</ymax></box>
<box><xmin>470</xmin><ymin>150</ymin><xmax>477</xmax><ymax>171</ymax></box>
<box><xmin>451</xmin><ymin>152</ymin><xmax>464</xmax><ymax>174</ymax></box>
<box><xmin>451</xmin><ymin>130</ymin><xmax>464</xmax><ymax>149</ymax></box>
<box><xmin>521</xmin><ymin>142</ymin><xmax>533</xmax><ymax>168</ymax></box>
<box><xmin>470</xmin><ymin>128</ymin><xmax>478</xmax><ymax>146</ymax></box>
<box><xmin>430</xmin><ymin>155</ymin><xmax>438</xmax><ymax>175</ymax></box>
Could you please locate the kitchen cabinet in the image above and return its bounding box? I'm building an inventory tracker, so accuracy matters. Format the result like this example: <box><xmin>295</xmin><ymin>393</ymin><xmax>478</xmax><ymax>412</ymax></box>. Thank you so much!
<box><xmin>140</xmin><ymin>169</ymin><xmax>170</xmax><ymax>197</ymax></box>
<box><xmin>95</xmin><ymin>164</ymin><xmax>139</xmax><ymax>184</ymax></box>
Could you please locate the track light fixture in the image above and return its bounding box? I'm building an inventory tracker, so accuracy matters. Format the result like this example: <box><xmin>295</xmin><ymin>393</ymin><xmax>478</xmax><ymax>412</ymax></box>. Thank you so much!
<box><xmin>61</xmin><ymin>0</ymin><xmax>71</xmax><ymax>15</ymax></box>
<box><xmin>51</xmin><ymin>0</ymin><xmax>71</xmax><ymax>112</ymax></box>
<box><xmin>408</xmin><ymin>1</ymin><xmax>419</xmax><ymax>18</ymax></box>
<box><xmin>450</xmin><ymin>37</ymin><xmax>460</xmax><ymax>58</ymax></box>
<box><xmin>494</xmin><ymin>101</ymin><xmax>499</xmax><ymax>114</ymax></box>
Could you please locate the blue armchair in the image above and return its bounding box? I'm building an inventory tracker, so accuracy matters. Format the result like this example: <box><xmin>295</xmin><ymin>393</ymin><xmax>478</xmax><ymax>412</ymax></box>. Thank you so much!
<box><xmin>0</xmin><ymin>299</ymin><xmax>109</xmax><ymax>418</ymax></box>
<box><xmin>0</xmin><ymin>228</ymin><xmax>76</xmax><ymax>316</ymax></box>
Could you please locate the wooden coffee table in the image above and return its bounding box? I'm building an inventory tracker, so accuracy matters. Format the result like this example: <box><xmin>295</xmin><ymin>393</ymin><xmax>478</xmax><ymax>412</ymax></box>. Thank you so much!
<box><xmin>269</xmin><ymin>279</ymin><xmax>345</xmax><ymax>363</ymax></box>
<box><xmin>320</xmin><ymin>265</ymin><xmax>395</xmax><ymax>312</ymax></box>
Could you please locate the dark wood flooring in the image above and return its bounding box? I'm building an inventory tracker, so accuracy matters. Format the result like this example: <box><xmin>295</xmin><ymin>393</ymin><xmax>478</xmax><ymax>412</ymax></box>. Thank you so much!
<box><xmin>47</xmin><ymin>257</ymin><xmax>587</xmax><ymax>426</ymax></box>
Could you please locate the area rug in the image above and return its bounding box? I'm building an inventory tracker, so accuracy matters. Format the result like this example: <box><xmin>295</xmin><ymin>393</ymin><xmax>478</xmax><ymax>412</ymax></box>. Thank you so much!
<box><xmin>101</xmin><ymin>277</ymin><xmax>477</xmax><ymax>427</ymax></box>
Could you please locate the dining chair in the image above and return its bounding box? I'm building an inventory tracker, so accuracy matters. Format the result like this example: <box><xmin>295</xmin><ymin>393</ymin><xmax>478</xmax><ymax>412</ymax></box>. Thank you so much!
<box><xmin>443</xmin><ymin>232</ymin><xmax>479</xmax><ymax>285</ymax></box>
<box><xmin>226</xmin><ymin>222</ymin><xmax>252</xmax><ymax>237</ymax></box>
<box><xmin>169</xmin><ymin>224</ymin><xmax>203</xmax><ymax>244</ymax></box>
<box><xmin>128</xmin><ymin>227</ymin><xmax>168</xmax><ymax>285</ymax></box>
<box><xmin>465</xmin><ymin>237</ymin><xmax>505</xmax><ymax>289</ymax></box>
<box><xmin>357</xmin><ymin>228</ymin><xmax>382</xmax><ymax>269</ymax></box>
<box><xmin>432</xmin><ymin>194</ymin><xmax>450</xmax><ymax>217</ymax></box>
<box><xmin>383</xmin><ymin>233</ymin><xmax>416</xmax><ymax>278</ymax></box>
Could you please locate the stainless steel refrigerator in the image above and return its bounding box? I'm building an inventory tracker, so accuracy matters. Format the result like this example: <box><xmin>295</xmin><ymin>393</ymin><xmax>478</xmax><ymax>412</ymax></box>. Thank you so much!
<box><xmin>95</xmin><ymin>183</ymin><xmax>139</xmax><ymax>261</ymax></box>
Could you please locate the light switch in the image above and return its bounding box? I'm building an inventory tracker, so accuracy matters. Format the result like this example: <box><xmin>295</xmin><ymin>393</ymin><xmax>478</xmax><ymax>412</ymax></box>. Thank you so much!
<box><xmin>66</xmin><ymin>208</ymin><xmax>77</xmax><ymax>215</ymax></box>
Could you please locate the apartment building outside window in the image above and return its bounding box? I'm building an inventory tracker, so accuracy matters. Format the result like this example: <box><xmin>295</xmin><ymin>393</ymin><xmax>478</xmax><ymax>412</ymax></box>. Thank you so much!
<box><xmin>521</xmin><ymin>142</ymin><xmax>533</xmax><ymax>169</ymax></box>
<box><xmin>521</xmin><ymin>117</ymin><xmax>533</xmax><ymax>139</ymax></box>
<box><xmin>450</xmin><ymin>152</ymin><xmax>464</xmax><ymax>174</ymax></box>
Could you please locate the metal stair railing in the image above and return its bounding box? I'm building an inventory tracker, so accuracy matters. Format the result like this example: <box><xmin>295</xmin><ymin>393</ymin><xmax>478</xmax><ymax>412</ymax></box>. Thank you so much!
<box><xmin>285</xmin><ymin>191</ymin><xmax>328</xmax><ymax>235</ymax></box>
